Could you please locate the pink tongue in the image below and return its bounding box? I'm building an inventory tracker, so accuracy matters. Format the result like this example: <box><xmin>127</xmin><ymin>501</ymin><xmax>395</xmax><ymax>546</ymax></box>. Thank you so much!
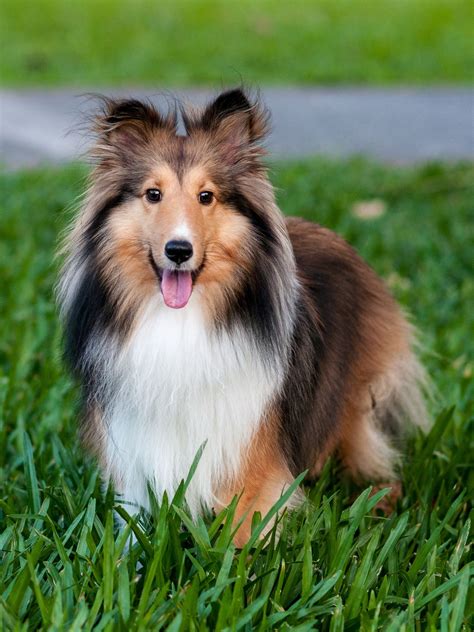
<box><xmin>161</xmin><ymin>269</ymin><xmax>193</xmax><ymax>309</ymax></box>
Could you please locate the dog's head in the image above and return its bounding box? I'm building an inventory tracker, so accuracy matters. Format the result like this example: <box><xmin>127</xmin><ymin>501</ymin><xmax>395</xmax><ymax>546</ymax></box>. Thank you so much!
<box><xmin>60</xmin><ymin>88</ymin><xmax>298</xmax><ymax>373</ymax></box>
<box><xmin>74</xmin><ymin>89</ymin><xmax>285</xmax><ymax>317</ymax></box>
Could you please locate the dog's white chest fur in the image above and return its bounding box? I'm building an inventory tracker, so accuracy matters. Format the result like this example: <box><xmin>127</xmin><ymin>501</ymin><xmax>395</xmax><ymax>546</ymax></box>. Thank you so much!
<box><xmin>102</xmin><ymin>296</ymin><xmax>280</xmax><ymax>515</ymax></box>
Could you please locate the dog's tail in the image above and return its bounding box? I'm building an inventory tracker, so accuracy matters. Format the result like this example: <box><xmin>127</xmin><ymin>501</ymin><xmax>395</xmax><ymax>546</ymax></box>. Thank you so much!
<box><xmin>342</xmin><ymin>344</ymin><xmax>431</xmax><ymax>483</ymax></box>
<box><xmin>375</xmin><ymin>349</ymin><xmax>431</xmax><ymax>438</ymax></box>
<box><xmin>364</xmin><ymin>346</ymin><xmax>431</xmax><ymax>481</ymax></box>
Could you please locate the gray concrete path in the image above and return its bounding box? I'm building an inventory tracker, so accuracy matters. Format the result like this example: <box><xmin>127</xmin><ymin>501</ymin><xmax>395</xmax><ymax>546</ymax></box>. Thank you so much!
<box><xmin>1</xmin><ymin>87</ymin><xmax>473</xmax><ymax>168</ymax></box>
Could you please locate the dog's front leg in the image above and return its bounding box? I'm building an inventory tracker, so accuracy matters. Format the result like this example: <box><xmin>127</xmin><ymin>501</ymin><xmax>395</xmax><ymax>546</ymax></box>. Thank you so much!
<box><xmin>215</xmin><ymin>422</ymin><xmax>302</xmax><ymax>548</ymax></box>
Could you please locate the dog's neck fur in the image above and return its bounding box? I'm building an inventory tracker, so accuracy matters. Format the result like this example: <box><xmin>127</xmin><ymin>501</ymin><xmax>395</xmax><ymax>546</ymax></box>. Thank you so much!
<box><xmin>96</xmin><ymin>292</ymin><xmax>289</xmax><ymax>515</ymax></box>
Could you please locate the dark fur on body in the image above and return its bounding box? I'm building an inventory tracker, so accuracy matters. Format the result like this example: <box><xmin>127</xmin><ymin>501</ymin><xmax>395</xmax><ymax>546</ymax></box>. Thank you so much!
<box><xmin>59</xmin><ymin>89</ymin><xmax>428</xmax><ymax>545</ymax></box>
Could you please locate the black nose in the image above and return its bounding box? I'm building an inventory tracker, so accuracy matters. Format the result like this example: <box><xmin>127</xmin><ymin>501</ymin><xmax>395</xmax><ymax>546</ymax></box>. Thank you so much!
<box><xmin>164</xmin><ymin>240</ymin><xmax>193</xmax><ymax>265</ymax></box>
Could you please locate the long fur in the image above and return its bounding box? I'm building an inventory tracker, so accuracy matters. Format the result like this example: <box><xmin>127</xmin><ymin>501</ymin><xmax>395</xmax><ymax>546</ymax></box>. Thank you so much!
<box><xmin>58</xmin><ymin>89</ymin><xmax>429</xmax><ymax>536</ymax></box>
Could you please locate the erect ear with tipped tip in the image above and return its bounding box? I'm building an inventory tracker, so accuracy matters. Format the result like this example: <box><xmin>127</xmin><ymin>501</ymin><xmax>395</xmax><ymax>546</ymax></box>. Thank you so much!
<box><xmin>94</xmin><ymin>98</ymin><xmax>177</xmax><ymax>151</ymax></box>
<box><xmin>184</xmin><ymin>89</ymin><xmax>270</xmax><ymax>160</ymax></box>
<box><xmin>200</xmin><ymin>89</ymin><xmax>252</xmax><ymax>128</ymax></box>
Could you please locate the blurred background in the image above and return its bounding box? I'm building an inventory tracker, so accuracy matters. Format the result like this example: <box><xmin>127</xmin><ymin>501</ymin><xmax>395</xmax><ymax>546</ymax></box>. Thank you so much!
<box><xmin>1</xmin><ymin>0</ymin><xmax>473</xmax><ymax>167</ymax></box>
<box><xmin>1</xmin><ymin>3</ymin><xmax>473</xmax><ymax>628</ymax></box>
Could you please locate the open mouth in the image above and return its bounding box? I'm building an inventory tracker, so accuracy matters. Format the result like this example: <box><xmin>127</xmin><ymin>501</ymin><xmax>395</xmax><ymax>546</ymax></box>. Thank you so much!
<box><xmin>148</xmin><ymin>249</ymin><xmax>202</xmax><ymax>309</ymax></box>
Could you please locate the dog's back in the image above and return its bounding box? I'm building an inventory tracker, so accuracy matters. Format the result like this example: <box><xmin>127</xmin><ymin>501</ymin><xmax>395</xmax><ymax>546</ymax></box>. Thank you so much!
<box><xmin>284</xmin><ymin>217</ymin><xmax>429</xmax><ymax>481</ymax></box>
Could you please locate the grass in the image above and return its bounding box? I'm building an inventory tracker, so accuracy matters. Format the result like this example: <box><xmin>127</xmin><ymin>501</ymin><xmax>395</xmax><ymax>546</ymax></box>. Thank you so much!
<box><xmin>0</xmin><ymin>157</ymin><xmax>473</xmax><ymax>629</ymax></box>
<box><xmin>1</xmin><ymin>0</ymin><xmax>473</xmax><ymax>87</ymax></box>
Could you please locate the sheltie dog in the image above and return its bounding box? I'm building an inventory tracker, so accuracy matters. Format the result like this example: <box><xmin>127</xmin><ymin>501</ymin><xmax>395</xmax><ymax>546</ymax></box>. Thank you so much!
<box><xmin>58</xmin><ymin>89</ymin><xmax>429</xmax><ymax>546</ymax></box>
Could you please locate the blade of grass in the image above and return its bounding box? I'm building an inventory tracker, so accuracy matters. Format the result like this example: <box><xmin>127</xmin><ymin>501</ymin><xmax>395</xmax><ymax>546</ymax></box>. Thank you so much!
<box><xmin>448</xmin><ymin>564</ymin><xmax>472</xmax><ymax>632</ymax></box>
<box><xmin>22</xmin><ymin>432</ymin><xmax>40</xmax><ymax>514</ymax></box>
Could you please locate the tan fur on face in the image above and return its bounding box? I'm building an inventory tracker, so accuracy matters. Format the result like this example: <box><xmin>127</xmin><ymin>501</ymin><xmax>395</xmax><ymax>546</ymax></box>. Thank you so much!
<box><xmin>96</xmin><ymin>206</ymin><xmax>155</xmax><ymax>325</ymax></box>
<box><xmin>96</xmin><ymin>162</ymin><xmax>256</xmax><ymax>323</ymax></box>
<box><xmin>139</xmin><ymin>164</ymin><xmax>207</xmax><ymax>267</ymax></box>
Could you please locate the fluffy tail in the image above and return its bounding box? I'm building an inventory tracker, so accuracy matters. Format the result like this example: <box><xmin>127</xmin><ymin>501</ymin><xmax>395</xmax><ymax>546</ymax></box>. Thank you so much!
<box><xmin>374</xmin><ymin>350</ymin><xmax>431</xmax><ymax>438</ymax></box>
<box><xmin>343</xmin><ymin>348</ymin><xmax>431</xmax><ymax>483</ymax></box>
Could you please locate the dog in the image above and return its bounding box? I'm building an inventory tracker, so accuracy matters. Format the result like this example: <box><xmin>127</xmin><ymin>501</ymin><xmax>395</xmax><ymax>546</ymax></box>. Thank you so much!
<box><xmin>58</xmin><ymin>89</ymin><xmax>429</xmax><ymax>546</ymax></box>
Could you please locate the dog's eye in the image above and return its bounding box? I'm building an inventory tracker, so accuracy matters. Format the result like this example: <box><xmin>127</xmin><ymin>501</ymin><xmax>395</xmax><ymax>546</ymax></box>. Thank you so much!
<box><xmin>198</xmin><ymin>191</ymin><xmax>214</xmax><ymax>205</ymax></box>
<box><xmin>145</xmin><ymin>188</ymin><xmax>162</xmax><ymax>203</ymax></box>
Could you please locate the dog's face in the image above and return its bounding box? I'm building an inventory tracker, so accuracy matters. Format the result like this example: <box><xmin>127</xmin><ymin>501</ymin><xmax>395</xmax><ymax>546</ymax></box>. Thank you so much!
<box><xmin>104</xmin><ymin>158</ymin><xmax>251</xmax><ymax>312</ymax></box>
<box><xmin>86</xmin><ymin>90</ymin><xmax>276</xmax><ymax>317</ymax></box>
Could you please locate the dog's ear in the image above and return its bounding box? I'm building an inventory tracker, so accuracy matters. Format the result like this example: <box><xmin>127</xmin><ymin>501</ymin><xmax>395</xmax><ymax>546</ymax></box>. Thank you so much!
<box><xmin>92</xmin><ymin>98</ymin><xmax>176</xmax><ymax>155</ymax></box>
<box><xmin>183</xmin><ymin>89</ymin><xmax>270</xmax><ymax>160</ymax></box>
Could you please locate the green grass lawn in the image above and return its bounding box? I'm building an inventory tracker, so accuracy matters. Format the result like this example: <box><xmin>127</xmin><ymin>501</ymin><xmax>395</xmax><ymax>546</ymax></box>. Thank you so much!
<box><xmin>1</xmin><ymin>0</ymin><xmax>473</xmax><ymax>87</ymax></box>
<box><xmin>0</xmin><ymin>158</ymin><xmax>473</xmax><ymax>629</ymax></box>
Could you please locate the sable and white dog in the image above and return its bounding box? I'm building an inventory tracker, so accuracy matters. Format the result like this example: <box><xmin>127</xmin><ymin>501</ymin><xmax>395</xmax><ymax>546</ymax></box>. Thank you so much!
<box><xmin>58</xmin><ymin>89</ymin><xmax>429</xmax><ymax>545</ymax></box>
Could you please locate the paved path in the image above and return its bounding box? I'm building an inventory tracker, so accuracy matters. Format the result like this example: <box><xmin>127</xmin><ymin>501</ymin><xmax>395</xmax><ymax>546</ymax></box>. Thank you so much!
<box><xmin>1</xmin><ymin>87</ymin><xmax>473</xmax><ymax>168</ymax></box>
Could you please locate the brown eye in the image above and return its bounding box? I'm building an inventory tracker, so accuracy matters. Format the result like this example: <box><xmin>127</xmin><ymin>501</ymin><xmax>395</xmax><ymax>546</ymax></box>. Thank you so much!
<box><xmin>198</xmin><ymin>191</ymin><xmax>214</xmax><ymax>205</ymax></box>
<box><xmin>146</xmin><ymin>188</ymin><xmax>162</xmax><ymax>203</ymax></box>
